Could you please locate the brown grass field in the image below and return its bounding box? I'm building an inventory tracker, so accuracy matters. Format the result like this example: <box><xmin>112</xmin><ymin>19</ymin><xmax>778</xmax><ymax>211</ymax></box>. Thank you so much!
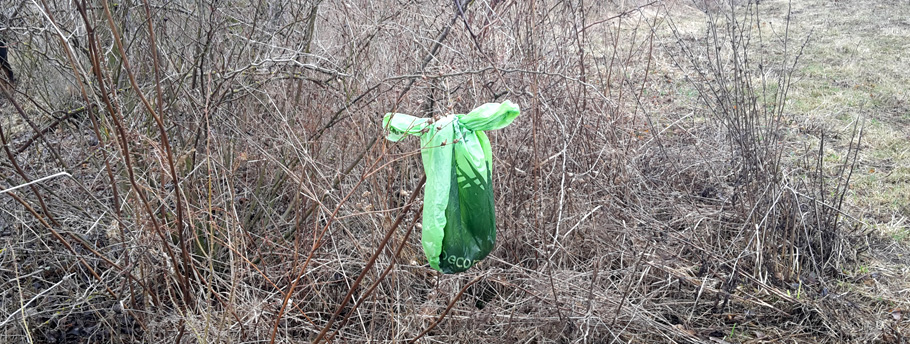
<box><xmin>0</xmin><ymin>0</ymin><xmax>907</xmax><ymax>342</ymax></box>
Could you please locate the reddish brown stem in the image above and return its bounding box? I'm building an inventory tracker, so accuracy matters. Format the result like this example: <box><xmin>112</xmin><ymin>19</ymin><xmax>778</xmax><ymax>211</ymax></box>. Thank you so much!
<box><xmin>312</xmin><ymin>176</ymin><xmax>426</xmax><ymax>344</ymax></box>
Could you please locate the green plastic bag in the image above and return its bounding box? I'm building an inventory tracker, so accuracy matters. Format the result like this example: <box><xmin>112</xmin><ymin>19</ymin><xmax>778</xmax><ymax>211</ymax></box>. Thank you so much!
<box><xmin>383</xmin><ymin>101</ymin><xmax>520</xmax><ymax>273</ymax></box>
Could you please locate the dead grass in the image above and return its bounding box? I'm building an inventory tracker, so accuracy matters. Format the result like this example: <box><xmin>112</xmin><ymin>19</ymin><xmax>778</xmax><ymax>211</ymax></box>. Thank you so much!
<box><xmin>0</xmin><ymin>0</ymin><xmax>908</xmax><ymax>343</ymax></box>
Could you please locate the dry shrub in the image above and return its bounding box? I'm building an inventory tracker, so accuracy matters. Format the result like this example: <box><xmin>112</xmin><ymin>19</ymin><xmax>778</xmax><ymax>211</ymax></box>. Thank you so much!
<box><xmin>0</xmin><ymin>0</ymin><xmax>875</xmax><ymax>343</ymax></box>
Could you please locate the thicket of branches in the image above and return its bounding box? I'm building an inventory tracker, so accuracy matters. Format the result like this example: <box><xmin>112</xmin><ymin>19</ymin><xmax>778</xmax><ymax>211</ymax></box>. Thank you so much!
<box><xmin>0</xmin><ymin>0</ymin><xmax>868</xmax><ymax>342</ymax></box>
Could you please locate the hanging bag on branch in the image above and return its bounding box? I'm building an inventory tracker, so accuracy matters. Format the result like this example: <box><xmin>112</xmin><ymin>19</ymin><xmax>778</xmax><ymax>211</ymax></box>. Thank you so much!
<box><xmin>382</xmin><ymin>101</ymin><xmax>520</xmax><ymax>273</ymax></box>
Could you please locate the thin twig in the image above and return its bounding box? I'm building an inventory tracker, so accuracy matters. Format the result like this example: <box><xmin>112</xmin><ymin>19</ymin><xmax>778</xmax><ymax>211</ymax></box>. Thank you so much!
<box><xmin>408</xmin><ymin>275</ymin><xmax>484</xmax><ymax>343</ymax></box>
